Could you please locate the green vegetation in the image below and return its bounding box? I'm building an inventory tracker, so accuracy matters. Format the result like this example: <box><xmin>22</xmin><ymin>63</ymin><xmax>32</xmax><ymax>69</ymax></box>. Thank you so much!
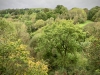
<box><xmin>33</xmin><ymin>20</ymin><xmax>86</xmax><ymax>74</ymax></box>
<box><xmin>78</xmin><ymin>20</ymin><xmax>93</xmax><ymax>27</ymax></box>
<box><xmin>88</xmin><ymin>6</ymin><xmax>100</xmax><ymax>21</ymax></box>
<box><xmin>0</xmin><ymin>5</ymin><xmax>100</xmax><ymax>75</ymax></box>
<box><xmin>68</xmin><ymin>7</ymin><xmax>87</xmax><ymax>24</ymax></box>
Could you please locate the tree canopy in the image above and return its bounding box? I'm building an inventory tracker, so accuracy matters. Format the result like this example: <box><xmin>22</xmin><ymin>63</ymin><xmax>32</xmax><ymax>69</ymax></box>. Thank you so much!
<box><xmin>33</xmin><ymin>20</ymin><xmax>86</xmax><ymax>74</ymax></box>
<box><xmin>68</xmin><ymin>8</ymin><xmax>87</xmax><ymax>24</ymax></box>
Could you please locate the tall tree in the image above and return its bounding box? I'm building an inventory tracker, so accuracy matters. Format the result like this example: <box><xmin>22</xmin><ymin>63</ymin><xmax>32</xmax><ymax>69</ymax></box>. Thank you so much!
<box><xmin>54</xmin><ymin>5</ymin><xmax>68</xmax><ymax>14</ymax></box>
<box><xmin>33</xmin><ymin>20</ymin><xmax>86</xmax><ymax>74</ymax></box>
<box><xmin>88</xmin><ymin>6</ymin><xmax>100</xmax><ymax>21</ymax></box>
<box><xmin>87</xmin><ymin>39</ymin><xmax>100</xmax><ymax>75</ymax></box>
<box><xmin>54</xmin><ymin>5</ymin><xmax>68</xmax><ymax>19</ymax></box>
<box><xmin>92</xmin><ymin>10</ymin><xmax>100</xmax><ymax>22</ymax></box>
<box><xmin>68</xmin><ymin>8</ymin><xmax>87</xmax><ymax>24</ymax></box>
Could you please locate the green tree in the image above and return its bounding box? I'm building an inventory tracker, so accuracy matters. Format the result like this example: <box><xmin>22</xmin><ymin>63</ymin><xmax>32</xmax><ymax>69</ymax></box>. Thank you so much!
<box><xmin>83</xmin><ymin>8</ymin><xmax>89</xmax><ymax>17</ymax></box>
<box><xmin>87</xmin><ymin>39</ymin><xmax>100</xmax><ymax>75</ymax></box>
<box><xmin>12</xmin><ymin>22</ymin><xmax>30</xmax><ymax>44</ymax></box>
<box><xmin>83</xmin><ymin>22</ymin><xmax>100</xmax><ymax>38</ymax></box>
<box><xmin>83</xmin><ymin>22</ymin><xmax>100</xmax><ymax>75</ymax></box>
<box><xmin>88</xmin><ymin>6</ymin><xmax>100</xmax><ymax>21</ymax></box>
<box><xmin>33</xmin><ymin>19</ymin><xmax>45</xmax><ymax>30</ymax></box>
<box><xmin>0</xmin><ymin>18</ymin><xmax>14</xmax><ymax>41</ymax></box>
<box><xmin>68</xmin><ymin>8</ymin><xmax>87</xmax><ymax>24</ymax></box>
<box><xmin>36</xmin><ymin>9</ymin><xmax>56</xmax><ymax>21</ymax></box>
<box><xmin>33</xmin><ymin>20</ymin><xmax>86</xmax><ymax>74</ymax></box>
<box><xmin>43</xmin><ymin>8</ymin><xmax>50</xmax><ymax>13</ymax></box>
<box><xmin>54</xmin><ymin>5</ymin><xmax>68</xmax><ymax>14</ymax></box>
<box><xmin>92</xmin><ymin>10</ymin><xmax>100</xmax><ymax>22</ymax></box>
<box><xmin>54</xmin><ymin>5</ymin><xmax>68</xmax><ymax>19</ymax></box>
<box><xmin>0</xmin><ymin>18</ymin><xmax>48</xmax><ymax>75</ymax></box>
<box><xmin>36</xmin><ymin>11</ymin><xmax>47</xmax><ymax>21</ymax></box>
<box><xmin>46</xmin><ymin>11</ymin><xmax>57</xmax><ymax>19</ymax></box>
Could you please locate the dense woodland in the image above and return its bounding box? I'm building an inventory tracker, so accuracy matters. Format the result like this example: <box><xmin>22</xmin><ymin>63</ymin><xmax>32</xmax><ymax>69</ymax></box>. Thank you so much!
<box><xmin>0</xmin><ymin>5</ymin><xmax>100</xmax><ymax>75</ymax></box>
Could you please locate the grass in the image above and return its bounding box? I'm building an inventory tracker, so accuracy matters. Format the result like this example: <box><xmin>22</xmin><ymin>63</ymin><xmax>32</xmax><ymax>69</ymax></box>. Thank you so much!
<box><xmin>78</xmin><ymin>20</ymin><xmax>93</xmax><ymax>27</ymax></box>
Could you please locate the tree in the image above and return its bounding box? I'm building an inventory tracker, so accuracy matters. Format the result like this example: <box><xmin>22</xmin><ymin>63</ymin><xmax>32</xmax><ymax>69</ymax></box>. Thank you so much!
<box><xmin>43</xmin><ymin>8</ymin><xmax>50</xmax><ymax>13</ymax></box>
<box><xmin>0</xmin><ymin>18</ymin><xmax>44</xmax><ymax>75</ymax></box>
<box><xmin>46</xmin><ymin>11</ymin><xmax>57</xmax><ymax>19</ymax></box>
<box><xmin>33</xmin><ymin>19</ymin><xmax>45</xmax><ymax>30</ymax></box>
<box><xmin>54</xmin><ymin>5</ymin><xmax>68</xmax><ymax>19</ymax></box>
<box><xmin>54</xmin><ymin>5</ymin><xmax>68</xmax><ymax>14</ymax></box>
<box><xmin>0</xmin><ymin>18</ymin><xmax>12</xmax><ymax>34</ymax></box>
<box><xmin>87</xmin><ymin>38</ymin><xmax>100</xmax><ymax>75</ymax></box>
<box><xmin>83</xmin><ymin>22</ymin><xmax>100</xmax><ymax>38</ymax></box>
<box><xmin>36</xmin><ymin>11</ymin><xmax>47</xmax><ymax>21</ymax></box>
<box><xmin>12</xmin><ymin>22</ymin><xmax>30</xmax><ymax>44</ymax></box>
<box><xmin>0</xmin><ymin>18</ymin><xmax>15</xmax><ymax>43</ymax></box>
<box><xmin>92</xmin><ymin>10</ymin><xmax>100</xmax><ymax>22</ymax></box>
<box><xmin>33</xmin><ymin>20</ymin><xmax>86</xmax><ymax>74</ymax></box>
<box><xmin>0</xmin><ymin>39</ymin><xmax>29</xmax><ymax>75</ymax></box>
<box><xmin>88</xmin><ymin>6</ymin><xmax>100</xmax><ymax>21</ymax></box>
<box><xmin>83</xmin><ymin>22</ymin><xmax>100</xmax><ymax>74</ymax></box>
<box><xmin>0</xmin><ymin>18</ymin><xmax>48</xmax><ymax>75</ymax></box>
<box><xmin>0</xmin><ymin>39</ymin><xmax>48</xmax><ymax>75</ymax></box>
<box><xmin>68</xmin><ymin>8</ymin><xmax>87</xmax><ymax>24</ymax></box>
<box><xmin>83</xmin><ymin>8</ymin><xmax>89</xmax><ymax>18</ymax></box>
<box><xmin>36</xmin><ymin>9</ymin><xmax>56</xmax><ymax>21</ymax></box>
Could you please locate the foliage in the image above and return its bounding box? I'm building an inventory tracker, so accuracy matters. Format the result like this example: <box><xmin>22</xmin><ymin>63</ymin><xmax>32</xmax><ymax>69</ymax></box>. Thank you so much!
<box><xmin>27</xmin><ymin>60</ymin><xmax>48</xmax><ymax>75</ymax></box>
<box><xmin>33</xmin><ymin>19</ymin><xmax>45</xmax><ymax>29</ymax></box>
<box><xmin>36</xmin><ymin>12</ymin><xmax>47</xmax><ymax>21</ymax></box>
<box><xmin>86</xmin><ymin>38</ymin><xmax>100</xmax><ymax>75</ymax></box>
<box><xmin>92</xmin><ymin>10</ymin><xmax>100</xmax><ymax>22</ymax></box>
<box><xmin>4</xmin><ymin>14</ymin><xmax>11</xmax><ymax>18</ymax></box>
<box><xmin>0</xmin><ymin>18</ymin><xmax>14</xmax><ymax>39</ymax></box>
<box><xmin>12</xmin><ymin>22</ymin><xmax>30</xmax><ymax>44</ymax></box>
<box><xmin>46</xmin><ymin>11</ymin><xmax>57</xmax><ymax>19</ymax></box>
<box><xmin>83</xmin><ymin>22</ymin><xmax>100</xmax><ymax>38</ymax></box>
<box><xmin>33</xmin><ymin>20</ymin><xmax>86</xmax><ymax>74</ymax></box>
<box><xmin>78</xmin><ymin>20</ymin><xmax>93</xmax><ymax>27</ymax></box>
<box><xmin>0</xmin><ymin>39</ymin><xmax>48</xmax><ymax>75</ymax></box>
<box><xmin>0</xmin><ymin>5</ymin><xmax>100</xmax><ymax>75</ymax></box>
<box><xmin>54</xmin><ymin>5</ymin><xmax>68</xmax><ymax>19</ymax></box>
<box><xmin>54</xmin><ymin>5</ymin><xmax>68</xmax><ymax>14</ymax></box>
<box><xmin>0</xmin><ymin>39</ymin><xmax>29</xmax><ymax>75</ymax></box>
<box><xmin>83</xmin><ymin>22</ymin><xmax>100</xmax><ymax>74</ymax></box>
<box><xmin>43</xmin><ymin>8</ymin><xmax>50</xmax><ymax>13</ymax></box>
<box><xmin>88</xmin><ymin>6</ymin><xmax>100</xmax><ymax>21</ymax></box>
<box><xmin>45</xmin><ymin>17</ymin><xmax>54</xmax><ymax>25</ymax></box>
<box><xmin>36</xmin><ymin>5</ymin><xmax>68</xmax><ymax>21</ymax></box>
<box><xmin>0</xmin><ymin>19</ymin><xmax>48</xmax><ymax>75</ymax></box>
<box><xmin>68</xmin><ymin>8</ymin><xmax>87</xmax><ymax>24</ymax></box>
<box><xmin>83</xmin><ymin>8</ymin><xmax>89</xmax><ymax>15</ymax></box>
